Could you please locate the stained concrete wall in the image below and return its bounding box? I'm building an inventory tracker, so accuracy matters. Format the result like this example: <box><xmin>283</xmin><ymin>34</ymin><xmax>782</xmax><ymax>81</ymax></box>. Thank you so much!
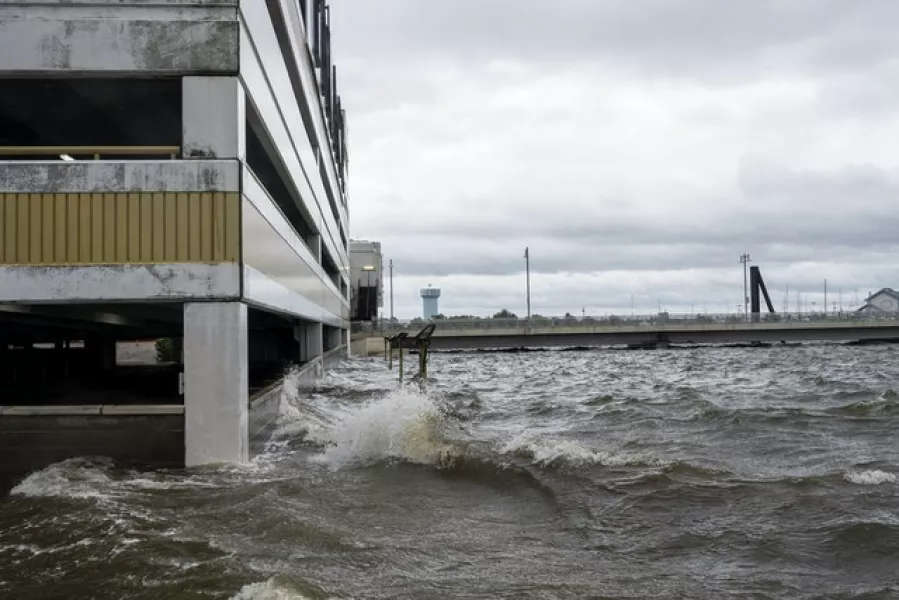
<box><xmin>0</xmin><ymin>2</ymin><xmax>238</xmax><ymax>74</ymax></box>
<box><xmin>0</xmin><ymin>407</ymin><xmax>184</xmax><ymax>479</ymax></box>
<box><xmin>0</xmin><ymin>161</ymin><xmax>240</xmax><ymax>194</ymax></box>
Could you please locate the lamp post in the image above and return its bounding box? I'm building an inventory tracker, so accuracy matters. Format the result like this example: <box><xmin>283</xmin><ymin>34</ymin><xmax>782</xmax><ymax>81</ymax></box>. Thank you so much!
<box><xmin>389</xmin><ymin>259</ymin><xmax>394</xmax><ymax>322</ymax></box>
<box><xmin>739</xmin><ymin>252</ymin><xmax>751</xmax><ymax>321</ymax></box>
<box><xmin>524</xmin><ymin>247</ymin><xmax>531</xmax><ymax>320</ymax></box>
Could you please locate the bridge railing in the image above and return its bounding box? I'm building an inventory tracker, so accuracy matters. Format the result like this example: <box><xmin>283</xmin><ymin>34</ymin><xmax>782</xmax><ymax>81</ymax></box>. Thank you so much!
<box><xmin>352</xmin><ymin>311</ymin><xmax>899</xmax><ymax>335</ymax></box>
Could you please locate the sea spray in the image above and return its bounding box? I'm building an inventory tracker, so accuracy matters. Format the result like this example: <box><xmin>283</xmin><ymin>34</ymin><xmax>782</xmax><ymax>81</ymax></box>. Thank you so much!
<box><xmin>307</xmin><ymin>386</ymin><xmax>463</xmax><ymax>469</ymax></box>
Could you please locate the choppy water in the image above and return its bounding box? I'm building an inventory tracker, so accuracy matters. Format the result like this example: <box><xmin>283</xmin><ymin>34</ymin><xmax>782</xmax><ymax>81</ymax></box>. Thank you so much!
<box><xmin>3</xmin><ymin>345</ymin><xmax>899</xmax><ymax>599</ymax></box>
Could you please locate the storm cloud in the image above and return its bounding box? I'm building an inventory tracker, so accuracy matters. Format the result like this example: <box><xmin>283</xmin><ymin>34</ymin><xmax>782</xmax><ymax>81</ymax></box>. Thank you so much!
<box><xmin>331</xmin><ymin>1</ymin><xmax>899</xmax><ymax>318</ymax></box>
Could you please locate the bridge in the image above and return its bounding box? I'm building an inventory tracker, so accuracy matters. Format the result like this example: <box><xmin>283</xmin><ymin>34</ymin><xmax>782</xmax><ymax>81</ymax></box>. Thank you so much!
<box><xmin>354</xmin><ymin>314</ymin><xmax>899</xmax><ymax>351</ymax></box>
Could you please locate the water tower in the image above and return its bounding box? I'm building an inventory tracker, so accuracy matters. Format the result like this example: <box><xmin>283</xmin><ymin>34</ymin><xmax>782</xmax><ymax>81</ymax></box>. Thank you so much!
<box><xmin>420</xmin><ymin>285</ymin><xmax>441</xmax><ymax>319</ymax></box>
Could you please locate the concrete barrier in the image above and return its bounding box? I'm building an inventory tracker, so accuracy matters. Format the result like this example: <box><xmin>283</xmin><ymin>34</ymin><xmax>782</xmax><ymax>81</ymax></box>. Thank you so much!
<box><xmin>246</xmin><ymin>345</ymin><xmax>347</xmax><ymax>446</ymax></box>
<box><xmin>0</xmin><ymin>405</ymin><xmax>185</xmax><ymax>479</ymax></box>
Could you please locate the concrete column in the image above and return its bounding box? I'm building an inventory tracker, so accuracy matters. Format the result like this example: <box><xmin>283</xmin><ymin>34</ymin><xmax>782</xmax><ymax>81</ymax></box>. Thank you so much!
<box><xmin>298</xmin><ymin>321</ymin><xmax>323</xmax><ymax>362</ymax></box>
<box><xmin>324</xmin><ymin>325</ymin><xmax>341</xmax><ymax>352</ymax></box>
<box><xmin>309</xmin><ymin>233</ymin><xmax>322</xmax><ymax>262</ymax></box>
<box><xmin>184</xmin><ymin>302</ymin><xmax>248</xmax><ymax>467</ymax></box>
<box><xmin>182</xmin><ymin>76</ymin><xmax>245</xmax><ymax>159</ymax></box>
<box><xmin>84</xmin><ymin>339</ymin><xmax>116</xmax><ymax>372</ymax></box>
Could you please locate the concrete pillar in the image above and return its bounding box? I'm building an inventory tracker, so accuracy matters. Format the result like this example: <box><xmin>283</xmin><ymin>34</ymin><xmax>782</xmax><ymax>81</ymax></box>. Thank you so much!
<box><xmin>308</xmin><ymin>233</ymin><xmax>322</xmax><ymax>262</ymax></box>
<box><xmin>324</xmin><ymin>325</ymin><xmax>341</xmax><ymax>352</ymax></box>
<box><xmin>84</xmin><ymin>339</ymin><xmax>116</xmax><ymax>372</ymax></box>
<box><xmin>182</xmin><ymin>76</ymin><xmax>245</xmax><ymax>159</ymax></box>
<box><xmin>183</xmin><ymin>302</ymin><xmax>248</xmax><ymax>467</ymax></box>
<box><xmin>297</xmin><ymin>321</ymin><xmax>323</xmax><ymax>362</ymax></box>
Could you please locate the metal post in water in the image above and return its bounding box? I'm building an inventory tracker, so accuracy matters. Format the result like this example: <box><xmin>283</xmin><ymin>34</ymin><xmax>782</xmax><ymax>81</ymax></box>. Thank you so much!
<box><xmin>398</xmin><ymin>344</ymin><xmax>404</xmax><ymax>383</ymax></box>
<box><xmin>388</xmin><ymin>339</ymin><xmax>393</xmax><ymax>370</ymax></box>
<box><xmin>384</xmin><ymin>337</ymin><xmax>388</xmax><ymax>362</ymax></box>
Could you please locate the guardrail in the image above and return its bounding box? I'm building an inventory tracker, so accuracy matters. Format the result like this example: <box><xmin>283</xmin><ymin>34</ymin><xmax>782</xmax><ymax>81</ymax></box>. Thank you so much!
<box><xmin>352</xmin><ymin>312</ymin><xmax>899</xmax><ymax>335</ymax></box>
<box><xmin>0</xmin><ymin>146</ymin><xmax>181</xmax><ymax>160</ymax></box>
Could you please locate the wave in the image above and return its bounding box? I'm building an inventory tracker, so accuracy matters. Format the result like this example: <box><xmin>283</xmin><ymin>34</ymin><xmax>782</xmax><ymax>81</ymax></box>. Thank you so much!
<box><xmin>231</xmin><ymin>577</ymin><xmax>337</xmax><ymax>600</ymax></box>
<box><xmin>834</xmin><ymin>391</ymin><xmax>899</xmax><ymax>416</ymax></box>
<box><xmin>10</xmin><ymin>457</ymin><xmax>120</xmax><ymax>500</ymax></box>
<box><xmin>843</xmin><ymin>470</ymin><xmax>897</xmax><ymax>486</ymax></box>
<box><xmin>500</xmin><ymin>433</ymin><xmax>668</xmax><ymax>469</ymax></box>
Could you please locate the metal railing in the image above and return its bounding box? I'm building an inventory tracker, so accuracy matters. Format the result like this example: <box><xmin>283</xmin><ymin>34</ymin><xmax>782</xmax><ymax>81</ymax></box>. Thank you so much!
<box><xmin>0</xmin><ymin>146</ymin><xmax>181</xmax><ymax>160</ymax></box>
<box><xmin>352</xmin><ymin>311</ymin><xmax>899</xmax><ymax>335</ymax></box>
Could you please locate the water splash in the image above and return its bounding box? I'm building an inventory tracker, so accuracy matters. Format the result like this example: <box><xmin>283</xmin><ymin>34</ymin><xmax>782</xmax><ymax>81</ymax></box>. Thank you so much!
<box><xmin>10</xmin><ymin>457</ymin><xmax>119</xmax><ymax>500</ymax></box>
<box><xmin>307</xmin><ymin>386</ymin><xmax>465</xmax><ymax>469</ymax></box>
<box><xmin>231</xmin><ymin>578</ymin><xmax>333</xmax><ymax>600</ymax></box>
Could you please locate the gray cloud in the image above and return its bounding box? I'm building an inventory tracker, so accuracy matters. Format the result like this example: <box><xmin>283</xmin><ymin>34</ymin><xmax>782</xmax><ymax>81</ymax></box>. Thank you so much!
<box><xmin>331</xmin><ymin>1</ymin><xmax>899</xmax><ymax>318</ymax></box>
<box><xmin>334</xmin><ymin>1</ymin><xmax>898</xmax><ymax>78</ymax></box>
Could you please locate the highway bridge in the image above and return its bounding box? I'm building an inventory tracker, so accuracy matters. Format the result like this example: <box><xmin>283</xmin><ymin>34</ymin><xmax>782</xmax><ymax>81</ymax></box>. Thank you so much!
<box><xmin>355</xmin><ymin>314</ymin><xmax>899</xmax><ymax>351</ymax></box>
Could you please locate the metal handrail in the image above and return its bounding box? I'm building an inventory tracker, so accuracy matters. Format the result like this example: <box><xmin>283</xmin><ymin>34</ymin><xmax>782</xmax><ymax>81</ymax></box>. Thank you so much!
<box><xmin>0</xmin><ymin>146</ymin><xmax>181</xmax><ymax>159</ymax></box>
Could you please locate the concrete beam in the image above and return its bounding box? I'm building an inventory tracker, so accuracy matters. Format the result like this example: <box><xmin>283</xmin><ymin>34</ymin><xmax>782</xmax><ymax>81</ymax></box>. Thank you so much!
<box><xmin>0</xmin><ymin>6</ymin><xmax>238</xmax><ymax>74</ymax></box>
<box><xmin>183</xmin><ymin>301</ymin><xmax>248</xmax><ymax>466</ymax></box>
<box><xmin>0</xmin><ymin>161</ymin><xmax>240</xmax><ymax>194</ymax></box>
<box><xmin>0</xmin><ymin>264</ymin><xmax>240</xmax><ymax>303</ymax></box>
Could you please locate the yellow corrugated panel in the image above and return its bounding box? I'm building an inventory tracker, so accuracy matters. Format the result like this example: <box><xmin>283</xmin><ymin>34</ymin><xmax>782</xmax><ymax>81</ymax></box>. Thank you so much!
<box><xmin>41</xmin><ymin>194</ymin><xmax>54</xmax><ymax>262</ymax></box>
<box><xmin>152</xmin><ymin>192</ymin><xmax>165</xmax><ymax>260</ymax></box>
<box><xmin>176</xmin><ymin>192</ymin><xmax>189</xmax><ymax>260</ymax></box>
<box><xmin>103</xmin><ymin>193</ymin><xmax>117</xmax><ymax>262</ymax></box>
<box><xmin>78</xmin><ymin>193</ymin><xmax>91</xmax><ymax>263</ymax></box>
<box><xmin>225</xmin><ymin>192</ymin><xmax>240</xmax><ymax>262</ymax></box>
<box><xmin>54</xmin><ymin>193</ymin><xmax>67</xmax><ymax>264</ymax></box>
<box><xmin>0</xmin><ymin>192</ymin><xmax>240</xmax><ymax>265</ymax></box>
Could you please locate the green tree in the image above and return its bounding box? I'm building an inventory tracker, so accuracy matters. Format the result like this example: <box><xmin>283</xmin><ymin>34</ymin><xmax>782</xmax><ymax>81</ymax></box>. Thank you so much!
<box><xmin>155</xmin><ymin>338</ymin><xmax>176</xmax><ymax>363</ymax></box>
<box><xmin>493</xmin><ymin>309</ymin><xmax>518</xmax><ymax>319</ymax></box>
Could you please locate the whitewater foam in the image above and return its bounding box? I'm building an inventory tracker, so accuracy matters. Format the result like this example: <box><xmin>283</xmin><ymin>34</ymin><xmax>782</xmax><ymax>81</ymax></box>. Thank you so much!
<box><xmin>307</xmin><ymin>386</ymin><xmax>464</xmax><ymax>469</ymax></box>
<box><xmin>843</xmin><ymin>470</ymin><xmax>897</xmax><ymax>486</ymax></box>
<box><xmin>502</xmin><ymin>433</ymin><xmax>668</xmax><ymax>469</ymax></box>
<box><xmin>231</xmin><ymin>579</ymin><xmax>314</xmax><ymax>600</ymax></box>
<box><xmin>10</xmin><ymin>457</ymin><xmax>118</xmax><ymax>499</ymax></box>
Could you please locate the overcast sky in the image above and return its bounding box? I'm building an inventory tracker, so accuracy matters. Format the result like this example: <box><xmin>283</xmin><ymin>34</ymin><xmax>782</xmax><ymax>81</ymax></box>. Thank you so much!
<box><xmin>330</xmin><ymin>0</ymin><xmax>899</xmax><ymax>319</ymax></box>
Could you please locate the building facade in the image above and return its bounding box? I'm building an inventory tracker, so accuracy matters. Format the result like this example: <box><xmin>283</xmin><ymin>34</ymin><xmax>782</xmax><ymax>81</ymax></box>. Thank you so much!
<box><xmin>858</xmin><ymin>289</ymin><xmax>899</xmax><ymax>313</ymax></box>
<box><xmin>349</xmin><ymin>240</ymin><xmax>383</xmax><ymax>321</ymax></box>
<box><xmin>0</xmin><ymin>0</ymin><xmax>350</xmax><ymax>466</ymax></box>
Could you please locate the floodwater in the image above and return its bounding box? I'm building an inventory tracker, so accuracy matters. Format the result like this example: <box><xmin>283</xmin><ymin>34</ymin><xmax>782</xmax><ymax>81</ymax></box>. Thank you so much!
<box><xmin>2</xmin><ymin>345</ymin><xmax>899</xmax><ymax>599</ymax></box>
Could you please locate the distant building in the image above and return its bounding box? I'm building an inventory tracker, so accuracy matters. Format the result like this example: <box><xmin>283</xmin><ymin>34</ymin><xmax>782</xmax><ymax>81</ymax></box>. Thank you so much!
<box><xmin>858</xmin><ymin>288</ymin><xmax>899</xmax><ymax>313</ymax></box>
<box><xmin>350</xmin><ymin>240</ymin><xmax>383</xmax><ymax>321</ymax></box>
<box><xmin>421</xmin><ymin>286</ymin><xmax>441</xmax><ymax>319</ymax></box>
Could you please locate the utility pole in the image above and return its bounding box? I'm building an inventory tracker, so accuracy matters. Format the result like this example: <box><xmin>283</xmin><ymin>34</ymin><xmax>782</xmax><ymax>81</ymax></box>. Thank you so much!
<box><xmin>785</xmin><ymin>283</ymin><xmax>790</xmax><ymax>313</ymax></box>
<box><xmin>824</xmin><ymin>278</ymin><xmax>827</xmax><ymax>318</ymax></box>
<box><xmin>388</xmin><ymin>259</ymin><xmax>394</xmax><ymax>321</ymax></box>
<box><xmin>524</xmin><ymin>247</ymin><xmax>531</xmax><ymax>320</ymax></box>
<box><xmin>739</xmin><ymin>253</ymin><xmax>751</xmax><ymax>321</ymax></box>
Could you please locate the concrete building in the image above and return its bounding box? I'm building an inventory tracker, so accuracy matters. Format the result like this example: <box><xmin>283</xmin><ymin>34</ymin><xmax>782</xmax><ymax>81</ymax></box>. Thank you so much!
<box><xmin>349</xmin><ymin>240</ymin><xmax>383</xmax><ymax>321</ymax></box>
<box><xmin>858</xmin><ymin>289</ymin><xmax>899</xmax><ymax>313</ymax></box>
<box><xmin>421</xmin><ymin>286</ymin><xmax>441</xmax><ymax>319</ymax></box>
<box><xmin>0</xmin><ymin>1</ymin><xmax>350</xmax><ymax>470</ymax></box>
